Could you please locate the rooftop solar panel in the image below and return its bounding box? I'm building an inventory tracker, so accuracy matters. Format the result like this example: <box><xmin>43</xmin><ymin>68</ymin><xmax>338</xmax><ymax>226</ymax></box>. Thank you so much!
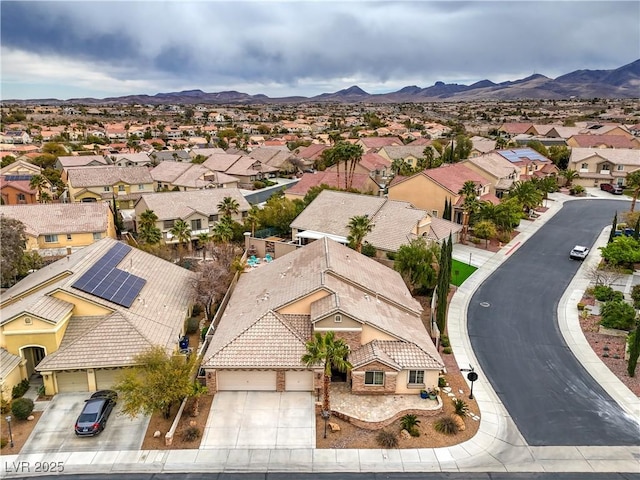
<box><xmin>3</xmin><ymin>175</ymin><xmax>34</xmax><ymax>181</ymax></box>
<box><xmin>72</xmin><ymin>243</ymin><xmax>145</xmax><ymax>308</ymax></box>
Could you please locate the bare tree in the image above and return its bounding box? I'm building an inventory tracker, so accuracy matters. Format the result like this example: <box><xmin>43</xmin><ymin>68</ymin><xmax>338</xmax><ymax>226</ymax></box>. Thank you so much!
<box><xmin>585</xmin><ymin>264</ymin><xmax>624</xmax><ymax>287</ymax></box>
<box><xmin>190</xmin><ymin>245</ymin><xmax>238</xmax><ymax>320</ymax></box>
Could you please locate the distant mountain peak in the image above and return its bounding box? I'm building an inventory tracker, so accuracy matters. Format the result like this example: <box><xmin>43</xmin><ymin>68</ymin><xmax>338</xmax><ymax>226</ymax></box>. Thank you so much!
<box><xmin>337</xmin><ymin>85</ymin><xmax>369</xmax><ymax>96</ymax></box>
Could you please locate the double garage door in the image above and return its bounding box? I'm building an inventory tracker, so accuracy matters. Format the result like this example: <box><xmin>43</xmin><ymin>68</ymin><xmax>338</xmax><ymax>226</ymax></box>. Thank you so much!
<box><xmin>55</xmin><ymin>368</ymin><xmax>121</xmax><ymax>393</ymax></box>
<box><xmin>216</xmin><ymin>370</ymin><xmax>313</xmax><ymax>391</ymax></box>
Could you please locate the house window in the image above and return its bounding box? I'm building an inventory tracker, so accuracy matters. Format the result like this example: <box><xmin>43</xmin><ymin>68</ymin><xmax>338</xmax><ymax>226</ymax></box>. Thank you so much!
<box><xmin>431</xmin><ymin>210</ymin><xmax>438</xmax><ymax>217</ymax></box>
<box><xmin>138</xmin><ymin>184</ymin><xmax>145</xmax><ymax>190</ymax></box>
<box><xmin>408</xmin><ymin>370</ymin><xmax>425</xmax><ymax>385</ymax></box>
<box><xmin>118</xmin><ymin>185</ymin><xmax>125</xmax><ymax>192</ymax></box>
<box><xmin>208</xmin><ymin>214</ymin><xmax>219</xmax><ymax>222</ymax></box>
<box><xmin>44</xmin><ymin>234</ymin><xmax>58</xmax><ymax>243</ymax></box>
<box><xmin>334</xmin><ymin>314</ymin><xmax>342</xmax><ymax>323</ymax></box>
<box><xmin>66</xmin><ymin>234</ymin><xmax>72</xmax><ymax>241</ymax></box>
<box><xmin>617</xmin><ymin>165</ymin><xmax>624</xmax><ymax>171</ymax></box>
<box><xmin>581</xmin><ymin>163</ymin><xmax>588</xmax><ymax>170</ymax></box>
<box><xmin>93</xmin><ymin>232</ymin><xmax>102</xmax><ymax>240</ymax></box>
<box><xmin>17</xmin><ymin>193</ymin><xmax>25</xmax><ymax>202</ymax></box>
<box><xmin>365</xmin><ymin>371</ymin><xmax>384</xmax><ymax>385</ymax></box>
<box><xmin>103</xmin><ymin>186</ymin><xmax>110</xmax><ymax>192</ymax></box>
<box><xmin>191</xmin><ymin>219</ymin><xmax>202</xmax><ymax>231</ymax></box>
<box><xmin>163</xmin><ymin>220</ymin><xmax>175</xmax><ymax>229</ymax></box>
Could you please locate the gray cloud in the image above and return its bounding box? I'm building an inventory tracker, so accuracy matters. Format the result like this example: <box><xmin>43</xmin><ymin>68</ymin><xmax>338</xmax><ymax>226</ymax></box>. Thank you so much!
<box><xmin>1</xmin><ymin>1</ymin><xmax>638</xmax><ymax>99</ymax></box>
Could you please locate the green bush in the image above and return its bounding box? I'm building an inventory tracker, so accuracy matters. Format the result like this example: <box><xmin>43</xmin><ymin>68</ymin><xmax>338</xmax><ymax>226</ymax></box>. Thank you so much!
<box><xmin>442</xmin><ymin>346</ymin><xmax>453</xmax><ymax>354</ymax></box>
<box><xmin>386</xmin><ymin>252</ymin><xmax>396</xmax><ymax>261</ymax></box>
<box><xmin>577</xmin><ymin>303</ymin><xmax>585</xmax><ymax>311</ymax></box>
<box><xmin>191</xmin><ymin>304</ymin><xmax>203</xmax><ymax>317</ymax></box>
<box><xmin>440</xmin><ymin>335</ymin><xmax>450</xmax><ymax>348</ymax></box>
<box><xmin>400</xmin><ymin>414</ymin><xmax>421</xmax><ymax>435</ymax></box>
<box><xmin>182</xmin><ymin>426</ymin><xmax>201</xmax><ymax>442</ymax></box>
<box><xmin>434</xmin><ymin>415</ymin><xmax>458</xmax><ymax>435</ymax></box>
<box><xmin>0</xmin><ymin>397</ymin><xmax>10</xmax><ymax>414</ymax></box>
<box><xmin>253</xmin><ymin>181</ymin><xmax>266</xmax><ymax>189</ymax></box>
<box><xmin>452</xmin><ymin>398</ymin><xmax>469</xmax><ymax>417</ymax></box>
<box><xmin>376</xmin><ymin>430</ymin><xmax>398</xmax><ymax>448</ymax></box>
<box><xmin>438</xmin><ymin>377</ymin><xmax>447</xmax><ymax>388</ymax></box>
<box><xmin>11</xmin><ymin>397</ymin><xmax>34</xmax><ymax>420</ymax></box>
<box><xmin>593</xmin><ymin>285</ymin><xmax>615</xmax><ymax>301</ymax></box>
<box><xmin>201</xmin><ymin>326</ymin><xmax>209</xmax><ymax>342</ymax></box>
<box><xmin>361</xmin><ymin>242</ymin><xmax>377</xmax><ymax>257</ymax></box>
<box><xmin>600</xmin><ymin>300</ymin><xmax>636</xmax><ymax>330</ymax></box>
<box><xmin>631</xmin><ymin>285</ymin><xmax>640</xmax><ymax>309</ymax></box>
<box><xmin>11</xmin><ymin>379</ymin><xmax>29</xmax><ymax>399</ymax></box>
<box><xmin>185</xmin><ymin>317</ymin><xmax>200</xmax><ymax>334</ymax></box>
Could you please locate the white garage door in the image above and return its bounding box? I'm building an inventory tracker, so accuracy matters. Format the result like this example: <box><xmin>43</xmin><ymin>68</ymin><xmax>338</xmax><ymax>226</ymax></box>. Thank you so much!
<box><xmin>95</xmin><ymin>369</ymin><xmax>122</xmax><ymax>390</ymax></box>
<box><xmin>285</xmin><ymin>371</ymin><xmax>314</xmax><ymax>391</ymax></box>
<box><xmin>217</xmin><ymin>370</ymin><xmax>276</xmax><ymax>391</ymax></box>
<box><xmin>56</xmin><ymin>370</ymin><xmax>89</xmax><ymax>393</ymax></box>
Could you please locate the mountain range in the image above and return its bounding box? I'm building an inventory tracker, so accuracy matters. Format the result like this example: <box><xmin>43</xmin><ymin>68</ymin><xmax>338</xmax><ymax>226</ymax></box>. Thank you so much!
<box><xmin>6</xmin><ymin>59</ymin><xmax>639</xmax><ymax>105</ymax></box>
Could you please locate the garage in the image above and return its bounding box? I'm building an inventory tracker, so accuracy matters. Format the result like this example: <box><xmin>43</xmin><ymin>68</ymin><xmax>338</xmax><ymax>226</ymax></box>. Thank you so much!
<box><xmin>95</xmin><ymin>368</ymin><xmax>122</xmax><ymax>390</ymax></box>
<box><xmin>285</xmin><ymin>371</ymin><xmax>314</xmax><ymax>391</ymax></box>
<box><xmin>55</xmin><ymin>370</ymin><xmax>89</xmax><ymax>393</ymax></box>
<box><xmin>217</xmin><ymin>370</ymin><xmax>276</xmax><ymax>391</ymax></box>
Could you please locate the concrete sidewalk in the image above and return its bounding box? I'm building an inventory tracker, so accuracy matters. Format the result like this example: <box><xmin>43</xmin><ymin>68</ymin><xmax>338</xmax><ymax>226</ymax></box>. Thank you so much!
<box><xmin>2</xmin><ymin>193</ymin><xmax>639</xmax><ymax>476</ymax></box>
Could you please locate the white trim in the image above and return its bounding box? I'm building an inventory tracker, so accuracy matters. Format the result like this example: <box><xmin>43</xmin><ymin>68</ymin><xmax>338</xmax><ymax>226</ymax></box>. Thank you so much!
<box><xmin>295</xmin><ymin>230</ymin><xmax>348</xmax><ymax>244</ymax></box>
<box><xmin>313</xmin><ymin>327</ymin><xmax>362</xmax><ymax>332</ymax></box>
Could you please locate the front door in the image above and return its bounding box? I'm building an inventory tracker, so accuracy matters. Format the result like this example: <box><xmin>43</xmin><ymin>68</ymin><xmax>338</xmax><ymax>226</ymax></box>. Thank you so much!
<box><xmin>21</xmin><ymin>346</ymin><xmax>46</xmax><ymax>377</ymax></box>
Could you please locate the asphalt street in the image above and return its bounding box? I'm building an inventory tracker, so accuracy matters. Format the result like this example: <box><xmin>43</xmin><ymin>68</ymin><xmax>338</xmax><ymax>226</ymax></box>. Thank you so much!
<box><xmin>468</xmin><ymin>198</ymin><xmax>639</xmax><ymax>446</ymax></box>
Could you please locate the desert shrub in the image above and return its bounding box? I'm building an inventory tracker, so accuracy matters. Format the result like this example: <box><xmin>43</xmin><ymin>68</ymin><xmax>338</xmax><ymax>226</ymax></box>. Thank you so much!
<box><xmin>0</xmin><ymin>397</ymin><xmax>10</xmax><ymax>414</ymax></box>
<box><xmin>593</xmin><ymin>285</ymin><xmax>614</xmax><ymax>301</ymax></box>
<box><xmin>11</xmin><ymin>397</ymin><xmax>34</xmax><ymax>420</ymax></box>
<box><xmin>191</xmin><ymin>304</ymin><xmax>203</xmax><ymax>317</ymax></box>
<box><xmin>452</xmin><ymin>398</ymin><xmax>469</xmax><ymax>417</ymax></box>
<box><xmin>400</xmin><ymin>414</ymin><xmax>421</xmax><ymax>437</ymax></box>
<box><xmin>376</xmin><ymin>430</ymin><xmax>398</xmax><ymax>448</ymax></box>
<box><xmin>11</xmin><ymin>379</ymin><xmax>29</xmax><ymax>399</ymax></box>
<box><xmin>570</xmin><ymin>185</ymin><xmax>585</xmax><ymax>195</ymax></box>
<box><xmin>600</xmin><ymin>300</ymin><xmax>636</xmax><ymax>330</ymax></box>
<box><xmin>0</xmin><ymin>438</ymin><xmax>7</xmax><ymax>448</ymax></box>
<box><xmin>182</xmin><ymin>426</ymin><xmax>201</xmax><ymax>442</ymax></box>
<box><xmin>361</xmin><ymin>242</ymin><xmax>377</xmax><ymax>257</ymax></box>
<box><xmin>253</xmin><ymin>181</ymin><xmax>266</xmax><ymax>189</ymax></box>
<box><xmin>438</xmin><ymin>377</ymin><xmax>447</xmax><ymax>388</ymax></box>
<box><xmin>442</xmin><ymin>346</ymin><xmax>453</xmax><ymax>354</ymax></box>
<box><xmin>631</xmin><ymin>285</ymin><xmax>640</xmax><ymax>309</ymax></box>
<box><xmin>440</xmin><ymin>335</ymin><xmax>450</xmax><ymax>348</ymax></box>
<box><xmin>386</xmin><ymin>252</ymin><xmax>396</xmax><ymax>261</ymax></box>
<box><xmin>577</xmin><ymin>303</ymin><xmax>585</xmax><ymax>311</ymax></box>
<box><xmin>185</xmin><ymin>317</ymin><xmax>200</xmax><ymax>334</ymax></box>
<box><xmin>434</xmin><ymin>415</ymin><xmax>459</xmax><ymax>435</ymax></box>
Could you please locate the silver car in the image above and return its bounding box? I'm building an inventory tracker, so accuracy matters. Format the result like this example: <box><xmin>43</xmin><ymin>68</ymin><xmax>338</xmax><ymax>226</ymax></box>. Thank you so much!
<box><xmin>570</xmin><ymin>245</ymin><xmax>590</xmax><ymax>260</ymax></box>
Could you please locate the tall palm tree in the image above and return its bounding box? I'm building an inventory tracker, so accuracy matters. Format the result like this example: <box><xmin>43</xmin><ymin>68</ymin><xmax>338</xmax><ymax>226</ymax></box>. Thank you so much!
<box><xmin>139</xmin><ymin>209</ymin><xmax>158</xmax><ymax>231</ymax></box>
<box><xmin>217</xmin><ymin>197</ymin><xmax>240</xmax><ymax>220</ymax></box>
<box><xmin>508</xmin><ymin>180</ymin><xmax>543</xmax><ymax>213</ymax></box>
<box><xmin>169</xmin><ymin>219</ymin><xmax>192</xmax><ymax>258</ymax></box>
<box><xmin>211</xmin><ymin>217</ymin><xmax>234</xmax><ymax>243</ymax></box>
<box><xmin>346</xmin><ymin>215</ymin><xmax>374</xmax><ymax>253</ymax></box>
<box><xmin>244</xmin><ymin>205</ymin><xmax>261</xmax><ymax>236</ymax></box>
<box><xmin>625</xmin><ymin>170</ymin><xmax>640</xmax><ymax>212</ymax></box>
<box><xmin>301</xmin><ymin>331</ymin><xmax>351</xmax><ymax>414</ymax></box>
<box><xmin>197</xmin><ymin>232</ymin><xmax>211</xmax><ymax>260</ymax></box>
<box><xmin>29</xmin><ymin>174</ymin><xmax>48</xmax><ymax>203</ymax></box>
<box><xmin>458</xmin><ymin>181</ymin><xmax>479</xmax><ymax>243</ymax></box>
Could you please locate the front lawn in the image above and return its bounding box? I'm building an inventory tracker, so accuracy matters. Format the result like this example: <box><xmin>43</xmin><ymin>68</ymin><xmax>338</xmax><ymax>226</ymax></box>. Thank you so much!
<box><xmin>451</xmin><ymin>259</ymin><xmax>477</xmax><ymax>287</ymax></box>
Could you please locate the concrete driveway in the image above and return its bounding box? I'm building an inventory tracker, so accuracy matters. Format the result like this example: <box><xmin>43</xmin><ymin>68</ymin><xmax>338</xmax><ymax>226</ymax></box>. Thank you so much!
<box><xmin>201</xmin><ymin>391</ymin><xmax>315</xmax><ymax>449</ymax></box>
<box><xmin>21</xmin><ymin>392</ymin><xmax>149</xmax><ymax>454</ymax></box>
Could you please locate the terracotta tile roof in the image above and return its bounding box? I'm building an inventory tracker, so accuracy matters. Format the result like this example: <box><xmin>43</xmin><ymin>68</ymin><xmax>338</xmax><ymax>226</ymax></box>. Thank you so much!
<box><xmin>109</xmin><ymin>153</ymin><xmax>152</xmax><ymax>164</ymax></box>
<box><xmin>350</xmin><ymin>339</ymin><xmax>443</xmax><ymax>370</ymax></box>
<box><xmin>465</xmin><ymin>153</ymin><xmax>519</xmax><ymax>179</ymax></box>
<box><xmin>285</xmin><ymin>171</ymin><xmax>376</xmax><ymax>197</ymax></box>
<box><xmin>67</xmin><ymin>166</ymin><xmax>153</xmax><ymax>187</ymax></box>
<box><xmin>358</xmin><ymin>137</ymin><xmax>403</xmax><ymax>150</ymax></box>
<box><xmin>423</xmin><ymin>163</ymin><xmax>489</xmax><ymax>194</ymax></box>
<box><xmin>296</xmin><ymin>144</ymin><xmax>328</xmax><ymax>161</ymax></box>
<box><xmin>569</xmin><ymin>135</ymin><xmax>639</xmax><ymax>149</ymax></box>
<box><xmin>499</xmin><ymin>123</ymin><xmax>534</xmax><ymax>135</ymax></box>
<box><xmin>569</xmin><ymin>148</ymin><xmax>640</xmax><ymax>166</ymax></box>
<box><xmin>1</xmin><ymin>238</ymin><xmax>196</xmax><ymax>370</ymax></box>
<box><xmin>359</xmin><ymin>152</ymin><xmax>391</xmax><ymax>171</ymax></box>
<box><xmin>0</xmin><ymin>178</ymin><xmax>36</xmax><ymax>194</ymax></box>
<box><xmin>378</xmin><ymin>145</ymin><xmax>428</xmax><ymax>160</ymax></box>
<box><xmin>470</xmin><ymin>136</ymin><xmax>497</xmax><ymax>154</ymax></box>
<box><xmin>57</xmin><ymin>155</ymin><xmax>109</xmax><ymax>168</ymax></box>
<box><xmin>136</xmin><ymin>188</ymin><xmax>250</xmax><ymax>221</ymax></box>
<box><xmin>150</xmin><ymin>161</ymin><xmax>191</xmax><ymax>182</ymax></box>
<box><xmin>0</xmin><ymin>202</ymin><xmax>111</xmax><ymax>236</ymax></box>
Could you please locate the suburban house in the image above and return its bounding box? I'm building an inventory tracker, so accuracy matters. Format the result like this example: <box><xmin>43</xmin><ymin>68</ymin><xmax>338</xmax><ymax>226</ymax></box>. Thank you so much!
<box><xmin>0</xmin><ymin>202</ymin><xmax>116</xmax><ymax>257</ymax></box>
<box><xmin>284</xmin><ymin>171</ymin><xmax>381</xmax><ymax>201</ymax></box>
<box><xmin>202</xmin><ymin>154</ymin><xmax>278</xmax><ymax>188</ymax></box>
<box><xmin>356</xmin><ymin>137</ymin><xmax>403</xmax><ymax>152</ymax></box>
<box><xmin>469</xmin><ymin>136</ymin><xmax>497</xmax><ymax>157</ymax></box>
<box><xmin>149</xmin><ymin>150</ymin><xmax>192</xmax><ymax>163</ymax></box>
<box><xmin>56</xmin><ymin>155</ymin><xmax>111</xmax><ymax>171</ymax></box>
<box><xmin>566</xmin><ymin>134</ymin><xmax>640</xmax><ymax>149</ymax></box>
<box><xmin>0</xmin><ymin>237</ymin><xmax>196</xmax><ymax>395</ymax></box>
<box><xmin>1</xmin><ymin>159</ymin><xmax>42</xmax><ymax>177</ymax></box>
<box><xmin>388</xmin><ymin>163</ymin><xmax>494</xmax><ymax>223</ymax></box>
<box><xmin>151</xmin><ymin>162</ymin><xmax>239</xmax><ymax>191</ymax></box>
<box><xmin>0</xmin><ymin>131</ymin><xmax>31</xmax><ymax>144</ymax></box>
<box><xmin>376</xmin><ymin>145</ymin><xmax>432</xmax><ymax>170</ymax></box>
<box><xmin>202</xmin><ymin>237</ymin><xmax>444</xmax><ymax>395</ymax></box>
<box><xmin>109</xmin><ymin>152</ymin><xmax>153</xmax><ymax>167</ymax></box>
<box><xmin>494</xmin><ymin>148</ymin><xmax>559</xmax><ymax>180</ymax></box>
<box><xmin>133</xmin><ymin>188</ymin><xmax>251</xmax><ymax>245</ymax></box>
<box><xmin>290</xmin><ymin>190</ymin><xmax>461</xmax><ymax>255</ymax></box>
<box><xmin>294</xmin><ymin>144</ymin><xmax>329</xmax><ymax>169</ymax></box>
<box><xmin>324</xmin><ymin>152</ymin><xmax>392</xmax><ymax>188</ymax></box>
<box><xmin>65</xmin><ymin>166</ymin><xmax>155</xmax><ymax>208</ymax></box>
<box><xmin>567</xmin><ymin>148</ymin><xmax>640</xmax><ymax>188</ymax></box>
<box><xmin>247</xmin><ymin>146</ymin><xmax>297</xmax><ymax>174</ymax></box>
<box><xmin>0</xmin><ymin>160</ymin><xmax>50</xmax><ymax>205</ymax></box>
<box><xmin>462</xmin><ymin>153</ymin><xmax>520</xmax><ymax>198</ymax></box>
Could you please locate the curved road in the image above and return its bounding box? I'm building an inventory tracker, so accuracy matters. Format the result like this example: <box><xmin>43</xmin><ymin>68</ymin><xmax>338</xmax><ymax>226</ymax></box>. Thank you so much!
<box><xmin>468</xmin><ymin>199</ymin><xmax>639</xmax><ymax>446</ymax></box>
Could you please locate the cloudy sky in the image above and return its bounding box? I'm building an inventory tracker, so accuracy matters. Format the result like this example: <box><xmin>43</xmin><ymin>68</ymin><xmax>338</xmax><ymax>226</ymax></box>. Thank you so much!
<box><xmin>2</xmin><ymin>1</ymin><xmax>638</xmax><ymax>100</ymax></box>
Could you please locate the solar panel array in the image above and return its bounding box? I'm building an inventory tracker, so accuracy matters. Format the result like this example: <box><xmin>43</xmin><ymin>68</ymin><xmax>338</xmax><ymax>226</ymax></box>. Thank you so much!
<box><xmin>72</xmin><ymin>243</ymin><xmax>146</xmax><ymax>308</ymax></box>
<box><xmin>499</xmin><ymin>148</ymin><xmax>549</xmax><ymax>163</ymax></box>
<box><xmin>3</xmin><ymin>174</ymin><xmax>34</xmax><ymax>181</ymax></box>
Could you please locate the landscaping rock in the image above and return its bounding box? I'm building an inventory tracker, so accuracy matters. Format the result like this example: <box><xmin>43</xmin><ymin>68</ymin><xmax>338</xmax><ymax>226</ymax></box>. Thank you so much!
<box><xmin>453</xmin><ymin>415</ymin><xmax>466</xmax><ymax>431</ymax></box>
<box><xmin>328</xmin><ymin>422</ymin><xmax>341</xmax><ymax>432</ymax></box>
<box><xmin>27</xmin><ymin>415</ymin><xmax>35</xmax><ymax>421</ymax></box>
<box><xmin>400</xmin><ymin>429</ymin><xmax>411</xmax><ymax>439</ymax></box>
<box><xmin>153</xmin><ymin>430</ymin><xmax>161</xmax><ymax>438</ymax></box>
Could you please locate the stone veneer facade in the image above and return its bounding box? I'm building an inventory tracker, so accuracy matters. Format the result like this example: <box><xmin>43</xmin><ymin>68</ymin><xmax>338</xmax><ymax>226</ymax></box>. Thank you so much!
<box><xmin>351</xmin><ymin>360</ymin><xmax>398</xmax><ymax>394</ymax></box>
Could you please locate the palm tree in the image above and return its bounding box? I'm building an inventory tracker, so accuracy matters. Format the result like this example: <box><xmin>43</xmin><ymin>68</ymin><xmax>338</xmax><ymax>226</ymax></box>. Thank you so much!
<box><xmin>625</xmin><ymin>170</ymin><xmax>640</xmax><ymax>212</ymax></box>
<box><xmin>29</xmin><ymin>174</ymin><xmax>48</xmax><ymax>203</ymax></box>
<box><xmin>139</xmin><ymin>209</ymin><xmax>158</xmax><ymax>231</ymax></box>
<box><xmin>197</xmin><ymin>232</ymin><xmax>211</xmax><ymax>260</ymax></box>
<box><xmin>169</xmin><ymin>219</ymin><xmax>192</xmax><ymax>258</ymax></box>
<box><xmin>508</xmin><ymin>180</ymin><xmax>543</xmax><ymax>213</ymax></box>
<box><xmin>560</xmin><ymin>169</ymin><xmax>579</xmax><ymax>188</ymax></box>
<box><xmin>301</xmin><ymin>331</ymin><xmax>351</xmax><ymax>414</ymax></box>
<box><xmin>244</xmin><ymin>205</ymin><xmax>261</xmax><ymax>236</ymax></box>
<box><xmin>211</xmin><ymin>217</ymin><xmax>234</xmax><ymax>243</ymax></box>
<box><xmin>347</xmin><ymin>215</ymin><xmax>374</xmax><ymax>253</ymax></box>
<box><xmin>458</xmin><ymin>181</ymin><xmax>479</xmax><ymax>243</ymax></box>
<box><xmin>217</xmin><ymin>197</ymin><xmax>240</xmax><ymax>220</ymax></box>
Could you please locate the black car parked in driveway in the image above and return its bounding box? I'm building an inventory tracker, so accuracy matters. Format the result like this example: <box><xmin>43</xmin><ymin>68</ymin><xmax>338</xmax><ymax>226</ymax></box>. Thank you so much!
<box><xmin>74</xmin><ymin>390</ymin><xmax>117</xmax><ymax>436</ymax></box>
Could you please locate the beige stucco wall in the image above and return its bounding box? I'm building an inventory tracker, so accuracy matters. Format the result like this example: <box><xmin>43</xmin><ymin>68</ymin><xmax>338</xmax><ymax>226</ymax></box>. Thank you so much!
<box><xmin>0</xmin><ymin>360</ymin><xmax>27</xmax><ymax>401</ymax></box>
<box><xmin>394</xmin><ymin>369</ymin><xmax>440</xmax><ymax>394</ymax></box>
<box><xmin>278</xmin><ymin>289</ymin><xmax>330</xmax><ymax>315</ymax></box>
<box><xmin>361</xmin><ymin>323</ymin><xmax>398</xmax><ymax>344</ymax></box>
<box><xmin>388</xmin><ymin>175</ymin><xmax>456</xmax><ymax>218</ymax></box>
<box><xmin>462</xmin><ymin>162</ymin><xmax>500</xmax><ymax>196</ymax></box>
<box><xmin>314</xmin><ymin>313</ymin><xmax>361</xmax><ymax>330</ymax></box>
<box><xmin>1</xmin><ymin>314</ymin><xmax>71</xmax><ymax>356</ymax></box>
<box><xmin>51</xmin><ymin>291</ymin><xmax>113</xmax><ymax>316</ymax></box>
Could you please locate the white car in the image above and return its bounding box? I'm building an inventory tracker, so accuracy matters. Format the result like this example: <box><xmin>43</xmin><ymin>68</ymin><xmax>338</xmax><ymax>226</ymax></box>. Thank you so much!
<box><xmin>570</xmin><ymin>245</ymin><xmax>590</xmax><ymax>260</ymax></box>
